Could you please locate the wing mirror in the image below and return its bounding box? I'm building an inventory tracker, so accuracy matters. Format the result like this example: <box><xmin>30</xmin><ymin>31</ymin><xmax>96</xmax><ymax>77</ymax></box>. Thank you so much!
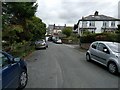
<box><xmin>103</xmin><ymin>48</ymin><xmax>110</xmax><ymax>54</ymax></box>
<box><xmin>103</xmin><ymin>48</ymin><xmax>107</xmax><ymax>52</ymax></box>
<box><xmin>12</xmin><ymin>57</ymin><xmax>21</xmax><ymax>63</ymax></box>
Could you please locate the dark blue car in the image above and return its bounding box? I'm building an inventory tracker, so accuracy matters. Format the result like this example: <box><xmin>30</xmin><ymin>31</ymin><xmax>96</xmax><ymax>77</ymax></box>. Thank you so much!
<box><xmin>0</xmin><ymin>51</ymin><xmax>28</xmax><ymax>89</ymax></box>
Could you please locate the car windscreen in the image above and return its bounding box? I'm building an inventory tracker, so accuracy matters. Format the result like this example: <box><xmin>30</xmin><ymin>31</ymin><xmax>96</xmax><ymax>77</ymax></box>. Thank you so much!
<box><xmin>0</xmin><ymin>53</ymin><xmax>2</xmax><ymax>68</ymax></box>
<box><xmin>106</xmin><ymin>43</ymin><xmax>120</xmax><ymax>53</ymax></box>
<box><xmin>35</xmin><ymin>40</ymin><xmax>44</xmax><ymax>44</ymax></box>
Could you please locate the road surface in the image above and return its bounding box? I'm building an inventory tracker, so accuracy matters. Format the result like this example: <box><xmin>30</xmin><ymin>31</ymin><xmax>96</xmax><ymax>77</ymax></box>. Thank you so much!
<box><xmin>26</xmin><ymin>42</ymin><xmax>119</xmax><ymax>88</ymax></box>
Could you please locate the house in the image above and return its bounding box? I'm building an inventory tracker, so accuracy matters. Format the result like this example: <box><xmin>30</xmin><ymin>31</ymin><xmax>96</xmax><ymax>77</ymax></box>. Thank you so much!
<box><xmin>76</xmin><ymin>11</ymin><xmax>120</xmax><ymax>36</ymax></box>
<box><xmin>118</xmin><ymin>1</ymin><xmax>120</xmax><ymax>24</ymax></box>
<box><xmin>47</xmin><ymin>24</ymin><xmax>66</xmax><ymax>36</ymax></box>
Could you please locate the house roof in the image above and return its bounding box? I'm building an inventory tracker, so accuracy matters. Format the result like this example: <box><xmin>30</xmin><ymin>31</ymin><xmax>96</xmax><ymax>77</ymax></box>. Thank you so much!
<box><xmin>48</xmin><ymin>24</ymin><xmax>65</xmax><ymax>30</ymax></box>
<box><xmin>79</xmin><ymin>15</ymin><xmax>120</xmax><ymax>21</ymax></box>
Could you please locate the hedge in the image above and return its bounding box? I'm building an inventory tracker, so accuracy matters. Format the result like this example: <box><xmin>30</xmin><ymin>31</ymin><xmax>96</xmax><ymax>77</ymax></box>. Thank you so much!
<box><xmin>3</xmin><ymin>41</ymin><xmax>35</xmax><ymax>58</ymax></box>
<box><xmin>80</xmin><ymin>33</ymin><xmax>120</xmax><ymax>43</ymax></box>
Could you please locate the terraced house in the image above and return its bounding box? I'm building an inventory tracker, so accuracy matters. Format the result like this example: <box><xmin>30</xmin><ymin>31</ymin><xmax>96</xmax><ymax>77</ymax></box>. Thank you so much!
<box><xmin>76</xmin><ymin>11</ymin><xmax>120</xmax><ymax>35</ymax></box>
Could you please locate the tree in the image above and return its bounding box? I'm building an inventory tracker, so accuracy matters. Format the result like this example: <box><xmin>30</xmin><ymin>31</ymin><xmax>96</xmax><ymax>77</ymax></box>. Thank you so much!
<box><xmin>2</xmin><ymin>2</ymin><xmax>38</xmax><ymax>26</ymax></box>
<box><xmin>2</xmin><ymin>2</ymin><xmax>46</xmax><ymax>44</ymax></box>
<box><xmin>26</xmin><ymin>16</ymin><xmax>46</xmax><ymax>41</ymax></box>
<box><xmin>62</xmin><ymin>27</ymin><xmax>72</xmax><ymax>37</ymax></box>
<box><xmin>2</xmin><ymin>2</ymin><xmax>38</xmax><ymax>42</ymax></box>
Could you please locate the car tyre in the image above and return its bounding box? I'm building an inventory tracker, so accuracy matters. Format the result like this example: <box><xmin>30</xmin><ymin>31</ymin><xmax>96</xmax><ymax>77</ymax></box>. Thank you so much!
<box><xmin>86</xmin><ymin>53</ymin><xmax>91</xmax><ymax>62</ymax></box>
<box><xmin>108</xmin><ymin>62</ymin><xmax>118</xmax><ymax>74</ymax></box>
<box><xmin>18</xmin><ymin>70</ymin><xmax>28</xmax><ymax>89</ymax></box>
<box><xmin>46</xmin><ymin>45</ymin><xmax>48</xmax><ymax>48</ymax></box>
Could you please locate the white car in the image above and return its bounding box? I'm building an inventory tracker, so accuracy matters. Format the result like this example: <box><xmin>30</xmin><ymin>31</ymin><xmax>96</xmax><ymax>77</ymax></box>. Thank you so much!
<box><xmin>53</xmin><ymin>39</ymin><xmax>62</xmax><ymax>44</ymax></box>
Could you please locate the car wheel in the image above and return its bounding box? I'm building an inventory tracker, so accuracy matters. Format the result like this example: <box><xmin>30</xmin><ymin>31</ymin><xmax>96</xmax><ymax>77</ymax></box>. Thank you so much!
<box><xmin>86</xmin><ymin>53</ymin><xmax>91</xmax><ymax>62</ymax></box>
<box><xmin>108</xmin><ymin>62</ymin><xmax>118</xmax><ymax>74</ymax></box>
<box><xmin>18</xmin><ymin>70</ymin><xmax>28</xmax><ymax>89</ymax></box>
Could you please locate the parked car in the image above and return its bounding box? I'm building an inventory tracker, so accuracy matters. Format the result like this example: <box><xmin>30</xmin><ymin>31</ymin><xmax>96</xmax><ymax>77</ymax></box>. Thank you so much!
<box><xmin>54</xmin><ymin>39</ymin><xmax>62</xmax><ymax>44</ymax></box>
<box><xmin>0</xmin><ymin>51</ymin><xmax>28</xmax><ymax>89</ymax></box>
<box><xmin>52</xmin><ymin>37</ymin><xmax>62</xmax><ymax>44</ymax></box>
<box><xmin>35</xmin><ymin>39</ymin><xmax>48</xmax><ymax>49</ymax></box>
<box><xmin>86</xmin><ymin>41</ymin><xmax>120</xmax><ymax>74</ymax></box>
<box><xmin>48</xmin><ymin>36</ymin><xmax>53</xmax><ymax>41</ymax></box>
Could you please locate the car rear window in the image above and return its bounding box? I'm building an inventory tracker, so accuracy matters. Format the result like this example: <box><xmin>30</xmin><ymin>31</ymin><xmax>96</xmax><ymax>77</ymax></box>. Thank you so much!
<box><xmin>91</xmin><ymin>43</ymin><xmax>97</xmax><ymax>49</ymax></box>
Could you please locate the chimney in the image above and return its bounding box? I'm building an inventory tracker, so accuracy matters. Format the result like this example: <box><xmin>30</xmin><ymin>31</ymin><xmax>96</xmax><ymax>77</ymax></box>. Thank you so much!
<box><xmin>64</xmin><ymin>24</ymin><xmax>66</xmax><ymax>27</ymax></box>
<box><xmin>94</xmin><ymin>11</ymin><xmax>99</xmax><ymax>16</ymax></box>
<box><xmin>53</xmin><ymin>24</ymin><xmax>55</xmax><ymax>29</ymax></box>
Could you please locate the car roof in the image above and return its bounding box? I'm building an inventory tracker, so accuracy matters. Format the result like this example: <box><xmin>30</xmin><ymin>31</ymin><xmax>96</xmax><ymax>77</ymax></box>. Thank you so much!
<box><xmin>93</xmin><ymin>41</ymin><xmax>119</xmax><ymax>44</ymax></box>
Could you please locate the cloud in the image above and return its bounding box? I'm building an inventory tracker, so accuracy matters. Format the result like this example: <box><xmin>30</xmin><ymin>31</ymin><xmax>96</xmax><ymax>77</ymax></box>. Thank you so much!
<box><xmin>36</xmin><ymin>0</ymin><xmax>120</xmax><ymax>26</ymax></box>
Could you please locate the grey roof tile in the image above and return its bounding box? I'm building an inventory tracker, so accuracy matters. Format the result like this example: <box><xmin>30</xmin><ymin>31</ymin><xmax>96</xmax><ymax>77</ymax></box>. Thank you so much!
<box><xmin>79</xmin><ymin>15</ymin><xmax>120</xmax><ymax>21</ymax></box>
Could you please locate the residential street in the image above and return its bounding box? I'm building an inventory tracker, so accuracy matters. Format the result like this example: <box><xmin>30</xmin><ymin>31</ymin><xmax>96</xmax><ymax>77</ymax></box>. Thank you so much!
<box><xmin>26</xmin><ymin>42</ymin><xmax>119</xmax><ymax>88</ymax></box>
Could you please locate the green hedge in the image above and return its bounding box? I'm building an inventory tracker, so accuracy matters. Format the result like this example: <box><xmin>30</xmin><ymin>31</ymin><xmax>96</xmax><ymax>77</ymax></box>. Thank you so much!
<box><xmin>80</xmin><ymin>33</ymin><xmax>119</xmax><ymax>43</ymax></box>
<box><xmin>3</xmin><ymin>41</ymin><xmax>35</xmax><ymax>58</ymax></box>
<box><xmin>61</xmin><ymin>34</ymin><xmax>79</xmax><ymax>44</ymax></box>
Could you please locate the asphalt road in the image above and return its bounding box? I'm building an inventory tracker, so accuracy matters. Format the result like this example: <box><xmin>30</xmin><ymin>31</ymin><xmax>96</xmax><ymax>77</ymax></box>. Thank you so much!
<box><xmin>26</xmin><ymin>42</ymin><xmax>120</xmax><ymax>88</ymax></box>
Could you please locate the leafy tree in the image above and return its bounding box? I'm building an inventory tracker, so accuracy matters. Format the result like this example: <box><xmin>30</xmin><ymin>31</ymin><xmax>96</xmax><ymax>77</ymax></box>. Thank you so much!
<box><xmin>2</xmin><ymin>2</ymin><xmax>46</xmax><ymax>45</ymax></box>
<box><xmin>62</xmin><ymin>27</ymin><xmax>72</xmax><ymax>37</ymax></box>
<box><xmin>2</xmin><ymin>2</ymin><xmax>37</xmax><ymax>41</ymax></box>
<box><xmin>26</xmin><ymin>16</ymin><xmax>46</xmax><ymax>41</ymax></box>
<box><xmin>2</xmin><ymin>2</ymin><xmax>38</xmax><ymax>26</ymax></box>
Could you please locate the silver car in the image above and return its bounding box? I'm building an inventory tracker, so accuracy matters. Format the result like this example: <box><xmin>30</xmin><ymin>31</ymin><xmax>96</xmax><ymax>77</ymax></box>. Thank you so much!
<box><xmin>86</xmin><ymin>41</ymin><xmax>120</xmax><ymax>74</ymax></box>
<box><xmin>35</xmin><ymin>39</ymin><xmax>48</xmax><ymax>49</ymax></box>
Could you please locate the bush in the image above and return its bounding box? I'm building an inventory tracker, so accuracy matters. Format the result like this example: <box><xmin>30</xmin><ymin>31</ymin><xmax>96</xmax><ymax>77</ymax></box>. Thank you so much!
<box><xmin>3</xmin><ymin>41</ymin><xmax>35</xmax><ymax>58</ymax></box>
<box><xmin>80</xmin><ymin>34</ymin><xmax>96</xmax><ymax>43</ymax></box>
<box><xmin>61</xmin><ymin>33</ymin><xmax>79</xmax><ymax>44</ymax></box>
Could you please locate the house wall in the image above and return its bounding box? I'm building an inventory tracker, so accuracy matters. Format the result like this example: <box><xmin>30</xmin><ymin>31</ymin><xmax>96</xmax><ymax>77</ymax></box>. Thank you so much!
<box><xmin>94</xmin><ymin>21</ymin><xmax>103</xmax><ymax>33</ymax></box>
<box><xmin>118</xmin><ymin>1</ymin><xmax>120</xmax><ymax>24</ymax></box>
<box><xmin>78</xmin><ymin>21</ymin><xmax>118</xmax><ymax>35</ymax></box>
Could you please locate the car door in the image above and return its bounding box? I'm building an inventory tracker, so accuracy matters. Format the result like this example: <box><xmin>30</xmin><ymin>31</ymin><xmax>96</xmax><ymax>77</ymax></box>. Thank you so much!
<box><xmin>90</xmin><ymin>42</ymin><xmax>98</xmax><ymax>60</ymax></box>
<box><xmin>2</xmin><ymin>53</ymin><xmax>20</xmax><ymax>88</ymax></box>
<box><xmin>96</xmin><ymin>43</ymin><xmax>110</xmax><ymax>64</ymax></box>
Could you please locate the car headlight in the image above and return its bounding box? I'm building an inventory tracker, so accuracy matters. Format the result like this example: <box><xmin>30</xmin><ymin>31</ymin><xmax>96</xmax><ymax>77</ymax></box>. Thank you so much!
<box><xmin>42</xmin><ymin>43</ymin><xmax>45</xmax><ymax>45</ymax></box>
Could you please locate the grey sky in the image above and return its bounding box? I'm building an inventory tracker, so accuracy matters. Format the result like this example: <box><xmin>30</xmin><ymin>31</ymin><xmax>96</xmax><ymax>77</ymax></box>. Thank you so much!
<box><xmin>36</xmin><ymin>0</ymin><xmax>120</xmax><ymax>26</ymax></box>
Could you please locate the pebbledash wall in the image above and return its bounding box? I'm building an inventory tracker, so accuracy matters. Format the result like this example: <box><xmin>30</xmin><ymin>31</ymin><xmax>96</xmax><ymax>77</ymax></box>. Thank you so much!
<box><xmin>118</xmin><ymin>1</ymin><xmax>120</xmax><ymax>24</ymax></box>
<box><xmin>78</xmin><ymin>21</ymin><xmax>119</xmax><ymax>33</ymax></box>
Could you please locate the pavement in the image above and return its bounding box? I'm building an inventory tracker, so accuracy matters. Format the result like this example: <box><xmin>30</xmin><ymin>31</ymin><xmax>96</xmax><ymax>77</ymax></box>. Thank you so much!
<box><xmin>25</xmin><ymin>42</ymin><xmax>120</xmax><ymax>88</ymax></box>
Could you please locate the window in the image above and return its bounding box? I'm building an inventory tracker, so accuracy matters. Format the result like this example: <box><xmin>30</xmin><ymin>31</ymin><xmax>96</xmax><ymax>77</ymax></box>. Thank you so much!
<box><xmin>92</xmin><ymin>21</ymin><xmax>95</xmax><ymax>26</ymax></box>
<box><xmin>83</xmin><ymin>21</ymin><xmax>87</xmax><ymax>27</ymax></box>
<box><xmin>103</xmin><ymin>21</ymin><xmax>106</xmax><ymax>26</ymax></box>
<box><xmin>103</xmin><ymin>21</ymin><xmax>109</xmax><ymax>27</ymax></box>
<box><xmin>89</xmin><ymin>21</ymin><xmax>95</xmax><ymax>26</ymax></box>
<box><xmin>97</xmin><ymin>43</ymin><xmax>109</xmax><ymax>53</ymax></box>
<box><xmin>89</xmin><ymin>22</ymin><xmax>91</xmax><ymax>26</ymax></box>
<box><xmin>0</xmin><ymin>53</ymin><xmax>9</xmax><ymax>67</ymax></box>
<box><xmin>98</xmin><ymin>43</ymin><xmax>105</xmax><ymax>51</ymax></box>
<box><xmin>91</xmin><ymin>43</ymin><xmax>97</xmax><ymax>49</ymax></box>
<box><xmin>111</xmin><ymin>21</ymin><xmax>115</xmax><ymax>27</ymax></box>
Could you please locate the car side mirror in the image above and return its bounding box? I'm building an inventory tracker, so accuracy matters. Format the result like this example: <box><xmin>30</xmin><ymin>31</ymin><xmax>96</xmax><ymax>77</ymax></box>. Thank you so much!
<box><xmin>103</xmin><ymin>48</ymin><xmax>110</xmax><ymax>54</ymax></box>
<box><xmin>12</xmin><ymin>57</ymin><xmax>21</xmax><ymax>63</ymax></box>
<box><xmin>103</xmin><ymin>48</ymin><xmax>107</xmax><ymax>52</ymax></box>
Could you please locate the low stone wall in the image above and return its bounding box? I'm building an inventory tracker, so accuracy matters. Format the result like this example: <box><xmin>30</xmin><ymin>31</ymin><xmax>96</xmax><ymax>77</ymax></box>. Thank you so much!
<box><xmin>80</xmin><ymin>43</ymin><xmax>91</xmax><ymax>50</ymax></box>
<box><xmin>61</xmin><ymin>39</ymin><xmax>79</xmax><ymax>45</ymax></box>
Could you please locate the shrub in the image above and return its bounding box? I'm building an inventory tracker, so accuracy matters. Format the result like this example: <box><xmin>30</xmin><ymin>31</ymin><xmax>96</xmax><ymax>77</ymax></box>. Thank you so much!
<box><xmin>80</xmin><ymin>34</ymin><xmax>96</xmax><ymax>43</ymax></box>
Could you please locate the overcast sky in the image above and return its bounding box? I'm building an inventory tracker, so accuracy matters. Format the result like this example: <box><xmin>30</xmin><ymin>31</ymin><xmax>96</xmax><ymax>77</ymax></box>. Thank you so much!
<box><xmin>35</xmin><ymin>0</ymin><xmax>120</xmax><ymax>26</ymax></box>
